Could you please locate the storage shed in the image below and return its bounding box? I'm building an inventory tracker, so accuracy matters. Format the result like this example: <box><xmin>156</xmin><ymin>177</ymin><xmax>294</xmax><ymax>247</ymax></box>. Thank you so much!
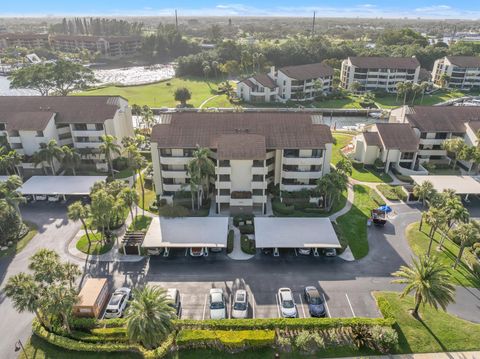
<box><xmin>73</xmin><ymin>278</ymin><xmax>109</xmax><ymax>318</ymax></box>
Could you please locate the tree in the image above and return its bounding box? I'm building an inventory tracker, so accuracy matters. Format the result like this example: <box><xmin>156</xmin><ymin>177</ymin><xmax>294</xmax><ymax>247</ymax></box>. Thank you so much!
<box><xmin>0</xmin><ymin>175</ymin><xmax>26</xmax><ymax>220</ymax></box>
<box><xmin>131</xmin><ymin>154</ymin><xmax>147</xmax><ymax>216</ymax></box>
<box><xmin>413</xmin><ymin>180</ymin><xmax>434</xmax><ymax>208</ymax></box>
<box><xmin>90</xmin><ymin>189</ymin><xmax>115</xmax><ymax>242</ymax></box>
<box><xmin>419</xmin><ymin>82</ymin><xmax>429</xmax><ymax>104</ymax></box>
<box><xmin>336</xmin><ymin>158</ymin><xmax>353</xmax><ymax>177</ymax></box>
<box><xmin>392</xmin><ymin>255</ymin><xmax>455</xmax><ymax>318</ymax></box>
<box><xmin>422</xmin><ymin>207</ymin><xmax>447</xmax><ymax>256</ymax></box>
<box><xmin>99</xmin><ymin>135</ymin><xmax>121</xmax><ymax>178</ymax></box>
<box><xmin>442</xmin><ymin>137</ymin><xmax>466</xmax><ymax>169</ymax></box>
<box><xmin>188</xmin><ymin>147</ymin><xmax>215</xmax><ymax>206</ymax></box>
<box><xmin>121</xmin><ymin>187</ymin><xmax>139</xmax><ymax>225</ymax></box>
<box><xmin>437</xmin><ymin>193</ymin><xmax>469</xmax><ymax>250</ymax></box>
<box><xmin>68</xmin><ymin>201</ymin><xmax>92</xmax><ymax>251</ymax></box>
<box><xmin>61</xmin><ymin>146</ymin><xmax>81</xmax><ymax>175</ymax></box>
<box><xmin>140</xmin><ymin>106</ymin><xmax>156</xmax><ymax>130</ymax></box>
<box><xmin>0</xmin><ymin>150</ymin><xmax>23</xmax><ymax>176</ymax></box>
<box><xmin>34</xmin><ymin>139</ymin><xmax>63</xmax><ymax>175</ymax></box>
<box><xmin>9</xmin><ymin>64</ymin><xmax>54</xmax><ymax>95</ymax></box>
<box><xmin>174</xmin><ymin>87</ymin><xmax>192</xmax><ymax>107</ymax></box>
<box><xmin>451</xmin><ymin>222</ymin><xmax>480</xmax><ymax>269</ymax></box>
<box><xmin>125</xmin><ymin>286</ymin><xmax>175</xmax><ymax>349</ymax></box>
<box><xmin>440</xmin><ymin>73</ymin><xmax>450</xmax><ymax>88</ymax></box>
<box><xmin>349</xmin><ymin>81</ymin><xmax>361</xmax><ymax>93</ymax></box>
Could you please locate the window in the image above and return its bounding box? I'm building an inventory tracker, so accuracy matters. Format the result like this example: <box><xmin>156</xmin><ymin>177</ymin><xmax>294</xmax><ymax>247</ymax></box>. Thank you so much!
<box><xmin>160</xmin><ymin>149</ymin><xmax>172</xmax><ymax>156</ymax></box>
<box><xmin>252</xmin><ymin>175</ymin><xmax>264</xmax><ymax>182</ymax></box>
<box><xmin>219</xmin><ymin>189</ymin><xmax>230</xmax><ymax>195</ymax></box>
<box><xmin>312</xmin><ymin>149</ymin><xmax>323</xmax><ymax>158</ymax></box>
<box><xmin>95</xmin><ymin>124</ymin><xmax>104</xmax><ymax>131</ymax></box>
<box><xmin>219</xmin><ymin>160</ymin><xmax>230</xmax><ymax>167</ymax></box>
<box><xmin>253</xmin><ymin>189</ymin><xmax>263</xmax><ymax>196</ymax></box>
<box><xmin>36</xmin><ymin>131</ymin><xmax>44</xmax><ymax>137</ymax></box>
<box><xmin>253</xmin><ymin>160</ymin><xmax>264</xmax><ymax>167</ymax></box>
<box><xmin>219</xmin><ymin>175</ymin><xmax>230</xmax><ymax>181</ymax></box>
<box><xmin>74</xmin><ymin>124</ymin><xmax>87</xmax><ymax>131</ymax></box>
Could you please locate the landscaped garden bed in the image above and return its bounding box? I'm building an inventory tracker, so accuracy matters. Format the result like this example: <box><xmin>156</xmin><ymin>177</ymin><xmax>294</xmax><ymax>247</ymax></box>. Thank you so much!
<box><xmin>377</xmin><ymin>185</ymin><xmax>407</xmax><ymax>201</ymax></box>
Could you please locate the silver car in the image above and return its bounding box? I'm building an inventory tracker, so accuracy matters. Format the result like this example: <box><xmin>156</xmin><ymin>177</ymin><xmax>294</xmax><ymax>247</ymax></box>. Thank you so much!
<box><xmin>104</xmin><ymin>287</ymin><xmax>131</xmax><ymax>319</ymax></box>
<box><xmin>231</xmin><ymin>290</ymin><xmax>248</xmax><ymax>319</ymax></box>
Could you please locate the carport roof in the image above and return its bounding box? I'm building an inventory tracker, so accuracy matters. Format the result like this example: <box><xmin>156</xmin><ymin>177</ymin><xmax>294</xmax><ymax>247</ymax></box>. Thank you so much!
<box><xmin>411</xmin><ymin>175</ymin><xmax>480</xmax><ymax>195</ymax></box>
<box><xmin>19</xmin><ymin>176</ymin><xmax>107</xmax><ymax>195</ymax></box>
<box><xmin>254</xmin><ymin>218</ymin><xmax>341</xmax><ymax>248</ymax></box>
<box><xmin>142</xmin><ymin>217</ymin><xmax>228</xmax><ymax>248</ymax></box>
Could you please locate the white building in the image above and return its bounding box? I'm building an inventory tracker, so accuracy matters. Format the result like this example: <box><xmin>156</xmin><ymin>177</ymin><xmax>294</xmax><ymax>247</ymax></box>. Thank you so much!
<box><xmin>237</xmin><ymin>63</ymin><xmax>334</xmax><ymax>103</ymax></box>
<box><xmin>340</xmin><ymin>57</ymin><xmax>421</xmax><ymax>92</ymax></box>
<box><xmin>432</xmin><ymin>56</ymin><xmax>480</xmax><ymax>90</ymax></box>
<box><xmin>150</xmin><ymin>112</ymin><xmax>333</xmax><ymax>214</ymax></box>
<box><xmin>0</xmin><ymin>96</ymin><xmax>134</xmax><ymax>175</ymax></box>
<box><xmin>50</xmin><ymin>35</ymin><xmax>142</xmax><ymax>58</ymax></box>
<box><xmin>0</xmin><ymin>33</ymin><xmax>49</xmax><ymax>50</ymax></box>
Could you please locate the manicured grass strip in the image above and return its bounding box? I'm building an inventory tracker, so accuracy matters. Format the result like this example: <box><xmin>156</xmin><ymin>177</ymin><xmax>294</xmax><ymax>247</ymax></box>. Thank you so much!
<box><xmin>76</xmin><ymin>232</ymin><xmax>114</xmax><ymax>255</ymax></box>
<box><xmin>374</xmin><ymin>291</ymin><xmax>480</xmax><ymax>353</ymax></box>
<box><xmin>128</xmin><ymin>215</ymin><xmax>152</xmax><ymax>232</ymax></box>
<box><xmin>135</xmin><ymin>174</ymin><xmax>157</xmax><ymax>212</ymax></box>
<box><xmin>406</xmin><ymin>222</ymin><xmax>480</xmax><ymax>288</ymax></box>
<box><xmin>377</xmin><ymin>184</ymin><xmax>407</xmax><ymax>201</ymax></box>
<box><xmin>336</xmin><ymin>185</ymin><xmax>383</xmax><ymax>259</ymax></box>
<box><xmin>78</xmin><ymin>77</ymin><xmax>234</xmax><ymax>108</ymax></box>
<box><xmin>0</xmin><ymin>221</ymin><xmax>37</xmax><ymax>258</ymax></box>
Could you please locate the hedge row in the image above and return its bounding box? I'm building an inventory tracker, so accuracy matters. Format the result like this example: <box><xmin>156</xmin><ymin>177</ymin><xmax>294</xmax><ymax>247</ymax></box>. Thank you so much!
<box><xmin>176</xmin><ymin>329</ymin><xmax>275</xmax><ymax>348</ymax></box>
<box><xmin>175</xmin><ymin>317</ymin><xmax>395</xmax><ymax>330</ymax></box>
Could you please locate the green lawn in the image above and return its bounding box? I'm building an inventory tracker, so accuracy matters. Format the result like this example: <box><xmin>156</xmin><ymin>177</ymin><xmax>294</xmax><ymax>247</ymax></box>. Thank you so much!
<box><xmin>426</xmin><ymin>166</ymin><xmax>462</xmax><ymax>175</ymax></box>
<box><xmin>375</xmin><ymin>291</ymin><xmax>480</xmax><ymax>353</ymax></box>
<box><xmin>79</xmin><ymin>77</ymin><xmax>234</xmax><ymax>108</ymax></box>
<box><xmin>312</xmin><ymin>95</ymin><xmax>364</xmax><ymax>109</ymax></box>
<box><xmin>20</xmin><ymin>334</ymin><xmax>141</xmax><ymax>359</ymax></box>
<box><xmin>374</xmin><ymin>89</ymin><xmax>480</xmax><ymax>109</ymax></box>
<box><xmin>128</xmin><ymin>215</ymin><xmax>152</xmax><ymax>232</ymax></box>
<box><xmin>272</xmin><ymin>190</ymin><xmax>347</xmax><ymax>218</ymax></box>
<box><xmin>336</xmin><ymin>185</ymin><xmax>383</xmax><ymax>259</ymax></box>
<box><xmin>76</xmin><ymin>232</ymin><xmax>114</xmax><ymax>255</ymax></box>
<box><xmin>332</xmin><ymin>132</ymin><xmax>393</xmax><ymax>183</ymax></box>
<box><xmin>0</xmin><ymin>222</ymin><xmax>37</xmax><ymax>258</ymax></box>
<box><xmin>406</xmin><ymin>222</ymin><xmax>480</xmax><ymax>288</ymax></box>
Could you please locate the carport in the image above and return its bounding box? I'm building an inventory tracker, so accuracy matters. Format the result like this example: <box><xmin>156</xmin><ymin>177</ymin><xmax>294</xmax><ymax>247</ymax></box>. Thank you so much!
<box><xmin>19</xmin><ymin>176</ymin><xmax>107</xmax><ymax>200</ymax></box>
<box><xmin>142</xmin><ymin>217</ymin><xmax>228</xmax><ymax>256</ymax></box>
<box><xmin>411</xmin><ymin>175</ymin><xmax>480</xmax><ymax>200</ymax></box>
<box><xmin>254</xmin><ymin>218</ymin><xmax>341</xmax><ymax>256</ymax></box>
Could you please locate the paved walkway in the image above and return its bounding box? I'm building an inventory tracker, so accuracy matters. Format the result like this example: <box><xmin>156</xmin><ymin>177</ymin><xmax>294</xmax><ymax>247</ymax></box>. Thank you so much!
<box><xmin>227</xmin><ymin>219</ymin><xmax>255</xmax><ymax>260</ymax></box>
<box><xmin>342</xmin><ymin>351</ymin><xmax>480</xmax><ymax>359</ymax></box>
<box><xmin>329</xmin><ymin>181</ymin><xmax>354</xmax><ymax>222</ymax></box>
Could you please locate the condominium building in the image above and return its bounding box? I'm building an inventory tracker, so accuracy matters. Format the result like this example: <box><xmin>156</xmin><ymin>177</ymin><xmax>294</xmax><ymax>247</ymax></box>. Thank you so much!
<box><xmin>340</xmin><ymin>57</ymin><xmax>421</xmax><ymax>92</ymax></box>
<box><xmin>354</xmin><ymin>105</ymin><xmax>480</xmax><ymax>174</ymax></box>
<box><xmin>151</xmin><ymin>112</ymin><xmax>333</xmax><ymax>214</ymax></box>
<box><xmin>0</xmin><ymin>96</ymin><xmax>134</xmax><ymax>175</ymax></box>
<box><xmin>0</xmin><ymin>33</ymin><xmax>49</xmax><ymax>50</ymax></box>
<box><xmin>237</xmin><ymin>62</ymin><xmax>334</xmax><ymax>103</ymax></box>
<box><xmin>432</xmin><ymin>56</ymin><xmax>480</xmax><ymax>90</ymax></box>
<box><xmin>50</xmin><ymin>35</ymin><xmax>142</xmax><ymax>58</ymax></box>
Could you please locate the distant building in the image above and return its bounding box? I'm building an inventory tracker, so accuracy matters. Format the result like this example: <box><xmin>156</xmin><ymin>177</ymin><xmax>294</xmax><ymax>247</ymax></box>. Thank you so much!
<box><xmin>237</xmin><ymin>63</ymin><xmax>334</xmax><ymax>103</ymax></box>
<box><xmin>0</xmin><ymin>96</ymin><xmax>134</xmax><ymax>175</ymax></box>
<box><xmin>50</xmin><ymin>35</ymin><xmax>142</xmax><ymax>58</ymax></box>
<box><xmin>432</xmin><ymin>56</ymin><xmax>480</xmax><ymax>90</ymax></box>
<box><xmin>0</xmin><ymin>33</ymin><xmax>49</xmax><ymax>50</ymax></box>
<box><xmin>340</xmin><ymin>56</ymin><xmax>421</xmax><ymax>92</ymax></box>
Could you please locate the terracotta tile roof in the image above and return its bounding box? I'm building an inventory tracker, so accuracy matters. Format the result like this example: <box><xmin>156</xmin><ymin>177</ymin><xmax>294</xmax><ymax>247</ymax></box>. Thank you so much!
<box><xmin>0</xmin><ymin>96</ymin><xmax>123</xmax><ymax>126</ymax></box>
<box><xmin>466</xmin><ymin>120</ymin><xmax>480</xmax><ymax>134</ymax></box>
<box><xmin>278</xmin><ymin>62</ymin><xmax>334</xmax><ymax>80</ymax></box>
<box><xmin>0</xmin><ymin>33</ymin><xmax>48</xmax><ymax>40</ymax></box>
<box><xmin>252</xmin><ymin>74</ymin><xmax>277</xmax><ymax>89</ymax></box>
<box><xmin>348</xmin><ymin>57</ymin><xmax>420</xmax><ymax>70</ymax></box>
<box><xmin>446</xmin><ymin>56</ymin><xmax>480</xmax><ymax>68</ymax></box>
<box><xmin>239</xmin><ymin>78</ymin><xmax>255</xmax><ymax>88</ymax></box>
<box><xmin>376</xmin><ymin>123</ymin><xmax>419</xmax><ymax>151</ymax></box>
<box><xmin>152</xmin><ymin>112</ymin><xmax>333</xmax><ymax>151</ymax></box>
<box><xmin>404</xmin><ymin>106</ymin><xmax>480</xmax><ymax>133</ymax></box>
<box><xmin>363</xmin><ymin>132</ymin><xmax>382</xmax><ymax>147</ymax></box>
<box><xmin>216</xmin><ymin>134</ymin><xmax>266</xmax><ymax>160</ymax></box>
<box><xmin>4</xmin><ymin>111</ymin><xmax>55</xmax><ymax>131</ymax></box>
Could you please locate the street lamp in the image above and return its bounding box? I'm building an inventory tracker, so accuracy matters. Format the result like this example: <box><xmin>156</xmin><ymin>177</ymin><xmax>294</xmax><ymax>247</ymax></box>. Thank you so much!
<box><xmin>14</xmin><ymin>339</ymin><xmax>28</xmax><ymax>359</ymax></box>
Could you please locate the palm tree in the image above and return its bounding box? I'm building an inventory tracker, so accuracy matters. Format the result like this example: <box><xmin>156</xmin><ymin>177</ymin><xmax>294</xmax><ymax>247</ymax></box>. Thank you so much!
<box><xmin>451</xmin><ymin>222</ymin><xmax>480</xmax><ymax>269</ymax></box>
<box><xmin>0</xmin><ymin>175</ymin><xmax>26</xmax><ymax>220</ymax></box>
<box><xmin>67</xmin><ymin>201</ymin><xmax>92</xmax><ymax>250</ymax></box>
<box><xmin>402</xmin><ymin>81</ymin><xmax>413</xmax><ymax>105</ymax></box>
<box><xmin>125</xmin><ymin>286</ymin><xmax>176</xmax><ymax>349</ymax></box>
<box><xmin>440</xmin><ymin>73</ymin><xmax>451</xmax><ymax>88</ymax></box>
<box><xmin>438</xmin><ymin>196</ymin><xmax>469</xmax><ymax>250</ymax></box>
<box><xmin>349</xmin><ymin>81</ymin><xmax>361</xmax><ymax>94</ymax></box>
<box><xmin>392</xmin><ymin>255</ymin><xmax>455</xmax><ymax>318</ymax></box>
<box><xmin>188</xmin><ymin>147</ymin><xmax>215</xmax><ymax>203</ymax></box>
<box><xmin>442</xmin><ymin>138</ymin><xmax>466</xmax><ymax>169</ymax></box>
<box><xmin>61</xmin><ymin>146</ymin><xmax>81</xmax><ymax>175</ymax></box>
<box><xmin>336</xmin><ymin>158</ymin><xmax>353</xmax><ymax>177</ymax></box>
<box><xmin>419</xmin><ymin>82</ymin><xmax>429</xmax><ymax>104</ymax></box>
<box><xmin>2</xmin><ymin>150</ymin><xmax>23</xmax><ymax>176</ymax></box>
<box><xmin>413</xmin><ymin>180</ymin><xmax>434</xmax><ymax>208</ymax></box>
<box><xmin>4</xmin><ymin>272</ymin><xmax>51</xmax><ymax>329</ymax></box>
<box><xmin>121</xmin><ymin>187</ymin><xmax>139</xmax><ymax>226</ymax></box>
<box><xmin>34</xmin><ymin>139</ymin><xmax>63</xmax><ymax>175</ymax></box>
<box><xmin>132</xmin><ymin>154</ymin><xmax>147</xmax><ymax>216</ymax></box>
<box><xmin>395</xmin><ymin>81</ymin><xmax>405</xmax><ymax>103</ymax></box>
<box><xmin>140</xmin><ymin>107</ymin><xmax>156</xmax><ymax>130</ymax></box>
<box><xmin>99</xmin><ymin>135</ymin><xmax>121</xmax><ymax>179</ymax></box>
<box><xmin>423</xmin><ymin>207</ymin><xmax>447</xmax><ymax>256</ymax></box>
<box><xmin>185</xmin><ymin>165</ymin><xmax>201</xmax><ymax>210</ymax></box>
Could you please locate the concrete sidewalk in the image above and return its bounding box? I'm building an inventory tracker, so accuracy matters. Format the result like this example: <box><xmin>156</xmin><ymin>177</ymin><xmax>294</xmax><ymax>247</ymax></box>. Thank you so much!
<box><xmin>341</xmin><ymin>352</ymin><xmax>480</xmax><ymax>359</ymax></box>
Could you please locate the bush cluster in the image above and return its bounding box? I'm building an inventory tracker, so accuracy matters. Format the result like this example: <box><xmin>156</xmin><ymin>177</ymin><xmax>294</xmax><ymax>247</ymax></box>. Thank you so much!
<box><xmin>240</xmin><ymin>235</ymin><xmax>256</xmax><ymax>254</ymax></box>
<box><xmin>176</xmin><ymin>329</ymin><xmax>275</xmax><ymax>350</ymax></box>
<box><xmin>239</xmin><ymin>224</ymin><xmax>254</xmax><ymax>235</ymax></box>
<box><xmin>227</xmin><ymin>229</ymin><xmax>234</xmax><ymax>254</ymax></box>
<box><xmin>272</xmin><ymin>199</ymin><xmax>295</xmax><ymax>215</ymax></box>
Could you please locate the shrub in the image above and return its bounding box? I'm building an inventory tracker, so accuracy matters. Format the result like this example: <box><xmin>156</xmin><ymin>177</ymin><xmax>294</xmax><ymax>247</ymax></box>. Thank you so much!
<box><xmin>275</xmin><ymin>335</ymin><xmax>292</xmax><ymax>351</ymax></box>
<box><xmin>474</xmin><ymin>247</ymin><xmax>480</xmax><ymax>258</ymax></box>
<box><xmin>369</xmin><ymin>325</ymin><xmax>398</xmax><ymax>353</ymax></box>
<box><xmin>240</xmin><ymin>235</ymin><xmax>256</xmax><ymax>254</ymax></box>
<box><xmin>239</xmin><ymin>224</ymin><xmax>254</xmax><ymax>235</ymax></box>
<box><xmin>394</xmin><ymin>186</ymin><xmax>407</xmax><ymax>201</ymax></box>
<box><xmin>303</xmin><ymin>207</ymin><xmax>327</xmax><ymax>214</ymax></box>
<box><xmin>272</xmin><ymin>199</ymin><xmax>295</xmax><ymax>215</ymax></box>
<box><xmin>233</xmin><ymin>214</ymin><xmax>255</xmax><ymax>227</ymax></box>
<box><xmin>471</xmin><ymin>261</ymin><xmax>480</xmax><ymax>275</ymax></box>
<box><xmin>294</xmin><ymin>331</ymin><xmax>325</xmax><ymax>353</ymax></box>
<box><xmin>176</xmin><ymin>329</ymin><xmax>274</xmax><ymax>350</ymax></box>
<box><xmin>473</xmin><ymin>242</ymin><xmax>480</xmax><ymax>250</ymax></box>
<box><xmin>70</xmin><ymin>327</ymin><xmax>128</xmax><ymax>343</ymax></box>
<box><xmin>227</xmin><ymin>230</ymin><xmax>234</xmax><ymax>254</ymax></box>
<box><xmin>158</xmin><ymin>204</ymin><xmax>189</xmax><ymax>218</ymax></box>
<box><xmin>112</xmin><ymin>156</ymin><xmax>129</xmax><ymax>171</ymax></box>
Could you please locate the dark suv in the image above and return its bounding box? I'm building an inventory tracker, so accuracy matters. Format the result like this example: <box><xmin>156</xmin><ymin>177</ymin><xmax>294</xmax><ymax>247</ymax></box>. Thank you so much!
<box><xmin>304</xmin><ymin>286</ymin><xmax>326</xmax><ymax>317</ymax></box>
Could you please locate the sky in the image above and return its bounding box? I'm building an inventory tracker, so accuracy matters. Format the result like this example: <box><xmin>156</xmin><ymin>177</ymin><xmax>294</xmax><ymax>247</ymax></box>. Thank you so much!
<box><xmin>1</xmin><ymin>1</ymin><xmax>480</xmax><ymax>19</ymax></box>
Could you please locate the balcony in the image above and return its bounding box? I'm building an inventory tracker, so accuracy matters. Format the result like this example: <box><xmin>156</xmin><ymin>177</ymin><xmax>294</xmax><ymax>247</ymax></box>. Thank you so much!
<box><xmin>74</xmin><ymin>142</ymin><xmax>102</xmax><ymax>149</ymax></box>
<box><xmin>252</xmin><ymin>195</ymin><xmax>267</xmax><ymax>203</ymax></box>
<box><xmin>159</xmin><ymin>156</ymin><xmax>192</xmax><ymax>165</ymax></box>
<box><xmin>251</xmin><ymin>181</ymin><xmax>267</xmax><ymax>189</ymax></box>
<box><xmin>252</xmin><ymin>166</ymin><xmax>267</xmax><ymax>175</ymax></box>
<box><xmin>280</xmin><ymin>184</ymin><xmax>316</xmax><ymax>192</ymax></box>
<box><xmin>419</xmin><ymin>138</ymin><xmax>445</xmax><ymax>145</ymax></box>
<box><xmin>8</xmin><ymin>136</ymin><xmax>22</xmax><ymax>144</ymax></box>
<box><xmin>281</xmin><ymin>170</ymin><xmax>321</xmax><ymax>179</ymax></box>
<box><xmin>71</xmin><ymin>130</ymin><xmax>104</xmax><ymax>137</ymax></box>
<box><xmin>282</xmin><ymin>156</ymin><xmax>323</xmax><ymax>165</ymax></box>
<box><xmin>161</xmin><ymin>170</ymin><xmax>189</xmax><ymax>178</ymax></box>
<box><xmin>162</xmin><ymin>184</ymin><xmax>183</xmax><ymax>191</ymax></box>
<box><xmin>216</xmin><ymin>195</ymin><xmax>230</xmax><ymax>203</ymax></box>
<box><xmin>215</xmin><ymin>181</ymin><xmax>231</xmax><ymax>189</ymax></box>
<box><xmin>215</xmin><ymin>166</ymin><xmax>231</xmax><ymax>175</ymax></box>
<box><xmin>230</xmin><ymin>198</ymin><xmax>253</xmax><ymax>206</ymax></box>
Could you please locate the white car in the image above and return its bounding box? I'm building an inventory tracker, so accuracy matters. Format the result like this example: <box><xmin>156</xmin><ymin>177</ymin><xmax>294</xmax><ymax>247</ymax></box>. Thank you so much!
<box><xmin>104</xmin><ymin>287</ymin><xmax>131</xmax><ymax>319</ymax></box>
<box><xmin>231</xmin><ymin>289</ymin><xmax>248</xmax><ymax>319</ymax></box>
<box><xmin>35</xmin><ymin>194</ymin><xmax>47</xmax><ymax>201</ymax></box>
<box><xmin>297</xmin><ymin>248</ymin><xmax>311</xmax><ymax>255</ymax></box>
<box><xmin>48</xmin><ymin>194</ymin><xmax>60</xmax><ymax>202</ymax></box>
<box><xmin>209</xmin><ymin>288</ymin><xmax>226</xmax><ymax>319</ymax></box>
<box><xmin>278</xmin><ymin>288</ymin><xmax>297</xmax><ymax>318</ymax></box>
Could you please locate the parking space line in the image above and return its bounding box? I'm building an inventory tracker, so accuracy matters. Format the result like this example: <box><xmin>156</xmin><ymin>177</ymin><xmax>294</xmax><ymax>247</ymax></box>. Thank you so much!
<box><xmin>228</xmin><ymin>294</ymin><xmax>231</xmax><ymax>319</ymax></box>
<box><xmin>298</xmin><ymin>293</ymin><xmax>306</xmax><ymax>318</ymax></box>
<box><xmin>184</xmin><ymin>249</ymin><xmax>188</xmax><ymax>257</ymax></box>
<box><xmin>275</xmin><ymin>293</ymin><xmax>281</xmax><ymax>318</ymax></box>
<box><xmin>345</xmin><ymin>294</ymin><xmax>356</xmax><ymax>317</ymax></box>
<box><xmin>251</xmin><ymin>293</ymin><xmax>255</xmax><ymax>319</ymax></box>
<box><xmin>294</xmin><ymin>248</ymin><xmax>298</xmax><ymax>256</ymax></box>
<box><xmin>202</xmin><ymin>294</ymin><xmax>208</xmax><ymax>320</ymax></box>
<box><xmin>322</xmin><ymin>293</ymin><xmax>331</xmax><ymax>318</ymax></box>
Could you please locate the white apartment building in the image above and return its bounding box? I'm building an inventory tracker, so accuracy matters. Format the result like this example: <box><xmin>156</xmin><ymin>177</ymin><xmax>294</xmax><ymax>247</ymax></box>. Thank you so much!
<box><xmin>151</xmin><ymin>112</ymin><xmax>333</xmax><ymax>214</ymax></box>
<box><xmin>354</xmin><ymin>105</ymin><xmax>480</xmax><ymax>174</ymax></box>
<box><xmin>432</xmin><ymin>56</ymin><xmax>480</xmax><ymax>90</ymax></box>
<box><xmin>50</xmin><ymin>35</ymin><xmax>142</xmax><ymax>58</ymax></box>
<box><xmin>0</xmin><ymin>33</ymin><xmax>49</xmax><ymax>50</ymax></box>
<box><xmin>0</xmin><ymin>96</ymin><xmax>134</xmax><ymax>175</ymax></box>
<box><xmin>237</xmin><ymin>63</ymin><xmax>334</xmax><ymax>103</ymax></box>
<box><xmin>340</xmin><ymin>57</ymin><xmax>421</xmax><ymax>92</ymax></box>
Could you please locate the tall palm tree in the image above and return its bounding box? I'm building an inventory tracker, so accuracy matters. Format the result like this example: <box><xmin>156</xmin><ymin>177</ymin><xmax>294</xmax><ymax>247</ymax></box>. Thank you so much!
<box><xmin>189</xmin><ymin>147</ymin><xmax>215</xmax><ymax>203</ymax></box>
<box><xmin>451</xmin><ymin>222</ymin><xmax>480</xmax><ymax>269</ymax></box>
<box><xmin>61</xmin><ymin>146</ymin><xmax>81</xmax><ymax>175</ymax></box>
<box><xmin>419</xmin><ymin>82</ymin><xmax>429</xmax><ymax>104</ymax></box>
<box><xmin>185</xmin><ymin>165</ymin><xmax>201</xmax><ymax>210</ymax></box>
<box><xmin>121</xmin><ymin>187</ymin><xmax>139</xmax><ymax>226</ymax></box>
<box><xmin>2</xmin><ymin>150</ymin><xmax>23</xmax><ymax>176</ymax></box>
<box><xmin>0</xmin><ymin>175</ymin><xmax>26</xmax><ymax>220</ymax></box>
<box><xmin>67</xmin><ymin>201</ymin><xmax>92</xmax><ymax>250</ymax></box>
<box><xmin>125</xmin><ymin>286</ymin><xmax>176</xmax><ymax>349</ymax></box>
<box><xmin>423</xmin><ymin>207</ymin><xmax>447</xmax><ymax>256</ymax></box>
<box><xmin>99</xmin><ymin>135</ymin><xmax>121</xmax><ymax>179</ymax></box>
<box><xmin>336</xmin><ymin>158</ymin><xmax>353</xmax><ymax>177</ymax></box>
<box><xmin>34</xmin><ymin>139</ymin><xmax>63</xmax><ymax>175</ymax></box>
<box><xmin>442</xmin><ymin>137</ymin><xmax>465</xmax><ymax>169</ymax></box>
<box><xmin>413</xmin><ymin>180</ymin><xmax>434</xmax><ymax>208</ymax></box>
<box><xmin>392</xmin><ymin>255</ymin><xmax>455</xmax><ymax>318</ymax></box>
<box><xmin>438</xmin><ymin>196</ymin><xmax>469</xmax><ymax>250</ymax></box>
<box><xmin>395</xmin><ymin>81</ymin><xmax>405</xmax><ymax>103</ymax></box>
<box><xmin>132</xmin><ymin>154</ymin><xmax>147</xmax><ymax>216</ymax></box>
